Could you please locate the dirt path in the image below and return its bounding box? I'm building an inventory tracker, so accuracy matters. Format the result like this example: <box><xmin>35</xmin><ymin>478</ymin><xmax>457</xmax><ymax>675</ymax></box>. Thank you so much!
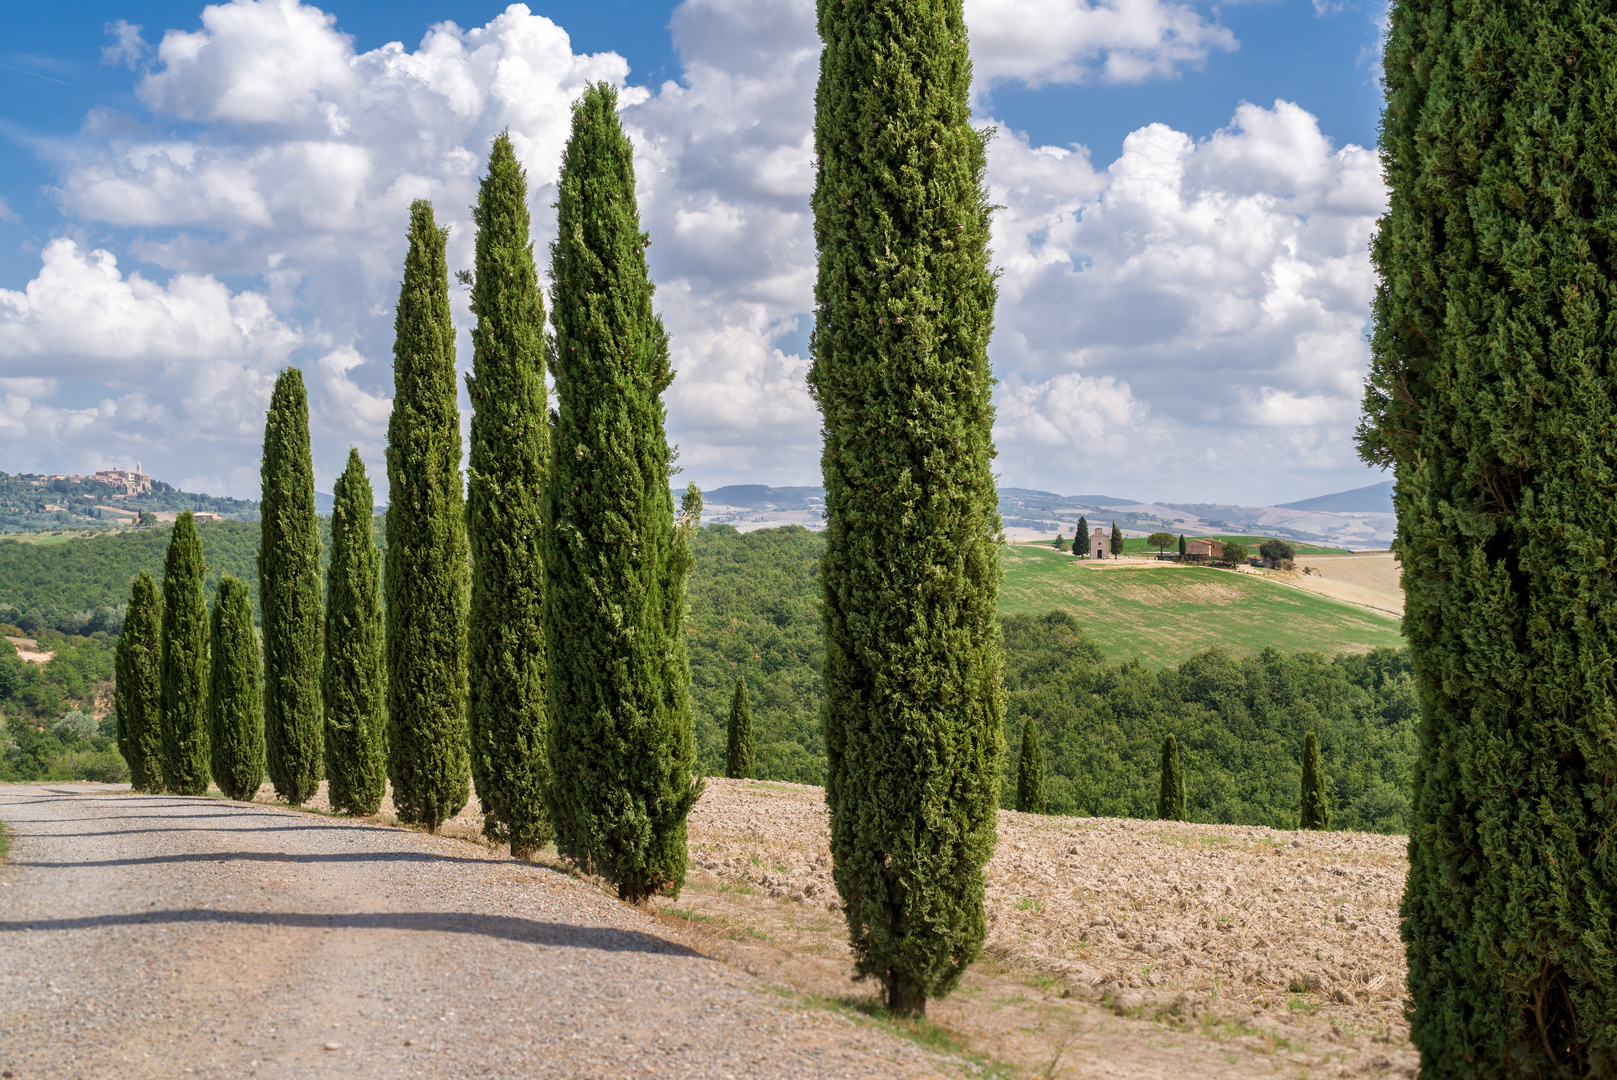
<box><xmin>0</xmin><ymin>785</ymin><xmax>950</xmax><ymax>1079</ymax></box>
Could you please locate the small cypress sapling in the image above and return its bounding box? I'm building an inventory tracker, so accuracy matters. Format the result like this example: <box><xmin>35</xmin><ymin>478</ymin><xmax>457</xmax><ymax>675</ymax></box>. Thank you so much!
<box><xmin>323</xmin><ymin>449</ymin><xmax>387</xmax><ymax>816</ymax></box>
<box><xmin>1157</xmin><ymin>734</ymin><xmax>1185</xmax><ymax>821</ymax></box>
<box><xmin>208</xmin><ymin>575</ymin><xmax>264</xmax><ymax>801</ymax></box>
<box><xmin>1075</xmin><ymin>516</ymin><xmax>1090</xmax><ymax>557</ymax></box>
<box><xmin>466</xmin><ymin>131</ymin><xmax>552</xmax><ymax>857</ymax></box>
<box><xmin>1299</xmin><ymin>732</ymin><xmax>1329</xmax><ymax>831</ymax></box>
<box><xmin>544</xmin><ymin>83</ymin><xmax>702</xmax><ymax>903</ymax></box>
<box><xmin>1109</xmin><ymin>522</ymin><xmax>1124</xmax><ymax>557</ymax></box>
<box><xmin>115</xmin><ymin>571</ymin><xmax>163</xmax><ymax>792</ymax></box>
<box><xmin>1015</xmin><ymin>717</ymin><xmax>1045</xmax><ymax>814</ymax></box>
<box><xmin>159</xmin><ymin>512</ymin><xmax>209</xmax><ymax>796</ymax></box>
<box><xmin>725</xmin><ymin>676</ymin><xmax>755</xmax><ymax>779</ymax></box>
<box><xmin>385</xmin><ymin>200</ymin><xmax>472</xmax><ymax>833</ymax></box>
<box><xmin>260</xmin><ymin>368</ymin><xmax>323</xmax><ymax>805</ymax></box>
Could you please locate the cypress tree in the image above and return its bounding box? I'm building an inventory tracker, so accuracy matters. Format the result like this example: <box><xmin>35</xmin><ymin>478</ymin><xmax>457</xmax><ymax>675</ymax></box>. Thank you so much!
<box><xmin>466</xmin><ymin>132</ymin><xmax>552</xmax><ymax>857</ymax></box>
<box><xmin>1157</xmin><ymin>734</ymin><xmax>1184</xmax><ymax>821</ymax></box>
<box><xmin>725</xmin><ymin>677</ymin><xmax>755</xmax><ymax>780</ymax></box>
<box><xmin>1360</xmin><ymin>0</ymin><xmax>1617</xmax><ymax>1069</ymax></box>
<box><xmin>811</xmin><ymin>0</ymin><xmax>1003</xmax><ymax>1018</ymax></box>
<box><xmin>208</xmin><ymin>575</ymin><xmax>264</xmax><ymax>801</ymax></box>
<box><xmin>1075</xmin><ymin>515</ymin><xmax>1090</xmax><ymax>557</ymax></box>
<box><xmin>260</xmin><ymin>367</ymin><xmax>323</xmax><ymax>805</ymax></box>
<box><xmin>159</xmin><ymin>512</ymin><xmax>209</xmax><ymax>796</ymax></box>
<box><xmin>545</xmin><ymin>83</ymin><xmax>702</xmax><ymax>904</ymax></box>
<box><xmin>1177</xmin><ymin>534</ymin><xmax>1186</xmax><ymax>560</ymax></box>
<box><xmin>323</xmin><ymin>449</ymin><xmax>387</xmax><ymax>816</ymax></box>
<box><xmin>385</xmin><ymin>199</ymin><xmax>471</xmax><ymax>833</ymax></box>
<box><xmin>1015</xmin><ymin>717</ymin><xmax>1045</xmax><ymax>815</ymax></box>
<box><xmin>1299</xmin><ymin>731</ymin><xmax>1329</xmax><ymax>831</ymax></box>
<box><xmin>1109</xmin><ymin>522</ymin><xmax>1124</xmax><ymax>557</ymax></box>
<box><xmin>115</xmin><ymin>571</ymin><xmax>163</xmax><ymax>792</ymax></box>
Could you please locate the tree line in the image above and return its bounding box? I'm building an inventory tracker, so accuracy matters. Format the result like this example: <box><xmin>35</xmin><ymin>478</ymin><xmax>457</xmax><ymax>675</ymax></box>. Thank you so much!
<box><xmin>115</xmin><ymin>93</ymin><xmax>700</xmax><ymax>907</ymax></box>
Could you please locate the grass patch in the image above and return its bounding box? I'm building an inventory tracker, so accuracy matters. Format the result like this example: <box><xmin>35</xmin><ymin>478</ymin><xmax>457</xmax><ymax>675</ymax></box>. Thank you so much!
<box><xmin>817</xmin><ymin>993</ymin><xmax>1019</xmax><ymax>1077</ymax></box>
<box><xmin>0</xmin><ymin>821</ymin><xmax>12</xmax><ymax>859</ymax></box>
<box><xmin>1000</xmin><ymin>546</ymin><xmax>1403</xmax><ymax>667</ymax></box>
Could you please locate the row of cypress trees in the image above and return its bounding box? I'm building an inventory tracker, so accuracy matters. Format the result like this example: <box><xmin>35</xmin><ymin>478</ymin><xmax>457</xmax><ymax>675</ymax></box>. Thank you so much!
<box><xmin>1151</xmin><ymin>732</ymin><xmax>1326</xmax><ymax>828</ymax></box>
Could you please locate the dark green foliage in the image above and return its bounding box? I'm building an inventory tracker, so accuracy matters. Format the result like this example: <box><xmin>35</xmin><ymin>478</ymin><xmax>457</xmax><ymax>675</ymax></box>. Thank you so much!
<box><xmin>208</xmin><ymin>575</ymin><xmax>263</xmax><ymax>801</ymax></box>
<box><xmin>466</xmin><ymin>132</ymin><xmax>551</xmax><ymax>857</ymax></box>
<box><xmin>323</xmin><ymin>450</ymin><xmax>387</xmax><ymax>816</ymax></box>
<box><xmin>1109</xmin><ymin>522</ymin><xmax>1123</xmax><ymax>557</ymax></box>
<box><xmin>260</xmin><ymin>368</ymin><xmax>323</xmax><ymax>805</ymax></box>
<box><xmin>1157</xmin><ymin>734</ymin><xmax>1184</xmax><ymax>821</ymax></box>
<box><xmin>159</xmin><ymin>512</ymin><xmax>209</xmax><ymax>795</ymax></box>
<box><xmin>725</xmin><ymin>677</ymin><xmax>754</xmax><ymax>779</ymax></box>
<box><xmin>115</xmin><ymin>571</ymin><xmax>162</xmax><ymax>791</ymax></box>
<box><xmin>385</xmin><ymin>199</ymin><xmax>471</xmax><ymax>833</ymax></box>
<box><xmin>810</xmin><ymin>0</ymin><xmax>1003</xmax><ymax>1017</ymax></box>
<box><xmin>1015</xmin><ymin>717</ymin><xmax>1045</xmax><ymax>814</ymax></box>
<box><xmin>544</xmin><ymin>83</ymin><xmax>701</xmax><ymax>904</ymax></box>
<box><xmin>1300</xmin><ymin>731</ymin><xmax>1329</xmax><ymax>831</ymax></box>
<box><xmin>1220</xmin><ymin>540</ymin><xmax>1248</xmax><ymax>566</ymax></box>
<box><xmin>1258</xmin><ymin>539</ymin><xmax>1295</xmax><ymax>566</ymax></box>
<box><xmin>1146</xmin><ymin>532</ymin><xmax>1175</xmax><ymax>555</ymax></box>
<box><xmin>686</xmin><ymin>525</ymin><xmax>825</xmax><ymax>782</ymax></box>
<box><xmin>1360</xmin><ymin>1</ymin><xmax>1617</xmax><ymax>1064</ymax></box>
<box><xmin>1001</xmin><ymin>614</ymin><xmax>1418</xmax><ymax>830</ymax></box>
<box><xmin>1178</xmin><ymin>534</ymin><xmax>1186</xmax><ymax>559</ymax></box>
<box><xmin>1074</xmin><ymin>516</ymin><xmax>1090</xmax><ymax>557</ymax></box>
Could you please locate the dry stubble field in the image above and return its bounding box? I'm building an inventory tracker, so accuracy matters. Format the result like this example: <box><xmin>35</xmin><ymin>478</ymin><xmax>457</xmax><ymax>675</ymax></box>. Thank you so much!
<box><xmin>242</xmin><ymin>776</ymin><xmax>1419</xmax><ymax>1079</ymax></box>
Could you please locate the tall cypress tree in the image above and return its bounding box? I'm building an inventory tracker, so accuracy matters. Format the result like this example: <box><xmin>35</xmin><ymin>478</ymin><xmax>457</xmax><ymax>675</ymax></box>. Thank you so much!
<box><xmin>116</xmin><ymin>571</ymin><xmax>163</xmax><ymax>792</ymax></box>
<box><xmin>811</xmin><ymin>0</ymin><xmax>1003</xmax><ymax>1018</ymax></box>
<box><xmin>159</xmin><ymin>512</ymin><xmax>209</xmax><ymax>796</ymax></box>
<box><xmin>1109</xmin><ymin>522</ymin><xmax>1124</xmax><ymax>557</ymax></box>
<box><xmin>1015</xmin><ymin>718</ymin><xmax>1045</xmax><ymax>815</ymax></box>
<box><xmin>208</xmin><ymin>575</ymin><xmax>264</xmax><ymax>801</ymax></box>
<box><xmin>725</xmin><ymin>677</ymin><xmax>755</xmax><ymax>780</ymax></box>
<box><xmin>323</xmin><ymin>449</ymin><xmax>387</xmax><ymax>816</ymax></box>
<box><xmin>1299</xmin><ymin>731</ymin><xmax>1329</xmax><ymax>831</ymax></box>
<box><xmin>466</xmin><ymin>132</ymin><xmax>552</xmax><ymax>857</ymax></box>
<box><xmin>1074</xmin><ymin>515</ymin><xmax>1090</xmax><ymax>557</ymax></box>
<box><xmin>386</xmin><ymin>199</ymin><xmax>471</xmax><ymax>833</ymax></box>
<box><xmin>260</xmin><ymin>367</ymin><xmax>323</xmax><ymax>805</ymax></box>
<box><xmin>1177</xmin><ymin>534</ymin><xmax>1186</xmax><ymax>560</ymax></box>
<box><xmin>1360</xmin><ymin>0</ymin><xmax>1617</xmax><ymax>1069</ymax></box>
<box><xmin>545</xmin><ymin>83</ymin><xmax>701</xmax><ymax>904</ymax></box>
<box><xmin>1157</xmin><ymin>734</ymin><xmax>1184</xmax><ymax>821</ymax></box>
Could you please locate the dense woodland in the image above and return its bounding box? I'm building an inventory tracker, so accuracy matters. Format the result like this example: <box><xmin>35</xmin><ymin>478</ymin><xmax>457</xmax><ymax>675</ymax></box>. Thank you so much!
<box><xmin>0</xmin><ymin>519</ymin><xmax>1416</xmax><ymax>832</ymax></box>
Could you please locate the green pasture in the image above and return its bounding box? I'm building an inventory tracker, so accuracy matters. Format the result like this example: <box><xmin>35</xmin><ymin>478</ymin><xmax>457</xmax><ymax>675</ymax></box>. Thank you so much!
<box><xmin>1001</xmin><ymin>544</ymin><xmax>1403</xmax><ymax>667</ymax></box>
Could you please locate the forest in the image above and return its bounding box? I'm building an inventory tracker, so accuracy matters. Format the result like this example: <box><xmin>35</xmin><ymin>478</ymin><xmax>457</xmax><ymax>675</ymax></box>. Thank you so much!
<box><xmin>1</xmin><ymin>521</ymin><xmax>1416</xmax><ymax>831</ymax></box>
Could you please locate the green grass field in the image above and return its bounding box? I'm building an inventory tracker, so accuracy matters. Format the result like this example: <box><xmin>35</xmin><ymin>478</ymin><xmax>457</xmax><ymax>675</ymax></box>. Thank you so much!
<box><xmin>1002</xmin><ymin>544</ymin><xmax>1403</xmax><ymax>667</ymax></box>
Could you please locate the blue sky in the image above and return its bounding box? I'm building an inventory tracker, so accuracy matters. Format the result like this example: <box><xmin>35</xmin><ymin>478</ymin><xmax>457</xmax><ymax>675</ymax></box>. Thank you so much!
<box><xmin>0</xmin><ymin>0</ymin><xmax>1391</xmax><ymax>504</ymax></box>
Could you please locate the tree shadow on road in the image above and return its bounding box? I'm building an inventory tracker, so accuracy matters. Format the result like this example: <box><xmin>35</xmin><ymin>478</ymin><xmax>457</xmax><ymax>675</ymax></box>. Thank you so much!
<box><xmin>0</xmin><ymin>908</ymin><xmax>703</xmax><ymax>956</ymax></box>
<box><xmin>13</xmin><ymin>849</ymin><xmax>501</xmax><ymax>869</ymax></box>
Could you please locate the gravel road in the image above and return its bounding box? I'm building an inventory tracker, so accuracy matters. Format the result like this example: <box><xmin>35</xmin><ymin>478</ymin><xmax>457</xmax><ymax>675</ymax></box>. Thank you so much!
<box><xmin>0</xmin><ymin>785</ymin><xmax>947</xmax><ymax>1079</ymax></box>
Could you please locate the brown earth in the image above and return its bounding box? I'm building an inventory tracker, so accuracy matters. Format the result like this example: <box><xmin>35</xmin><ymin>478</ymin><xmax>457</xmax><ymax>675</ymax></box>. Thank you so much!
<box><xmin>246</xmin><ymin>776</ymin><xmax>1418</xmax><ymax>1078</ymax></box>
<box><xmin>1250</xmin><ymin>554</ymin><xmax>1404</xmax><ymax>618</ymax></box>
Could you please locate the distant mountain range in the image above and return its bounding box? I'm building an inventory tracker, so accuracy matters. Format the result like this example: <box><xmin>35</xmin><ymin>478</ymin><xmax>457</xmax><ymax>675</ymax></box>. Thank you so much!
<box><xmin>1277</xmin><ymin>480</ymin><xmax>1394</xmax><ymax>514</ymax></box>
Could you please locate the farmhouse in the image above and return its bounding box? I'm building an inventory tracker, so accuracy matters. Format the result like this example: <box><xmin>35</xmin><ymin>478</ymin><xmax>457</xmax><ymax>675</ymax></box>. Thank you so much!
<box><xmin>1184</xmin><ymin>537</ymin><xmax>1225</xmax><ymax>560</ymax></box>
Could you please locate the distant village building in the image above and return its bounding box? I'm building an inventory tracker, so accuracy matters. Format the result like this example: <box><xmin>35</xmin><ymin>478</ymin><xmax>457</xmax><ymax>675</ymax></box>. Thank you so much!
<box><xmin>192</xmin><ymin>511</ymin><xmax>221</xmax><ymax>523</ymax></box>
<box><xmin>1184</xmin><ymin>537</ymin><xmax>1225</xmax><ymax>561</ymax></box>
<box><xmin>1089</xmin><ymin>526</ymin><xmax>1111</xmax><ymax>559</ymax></box>
<box><xmin>92</xmin><ymin>463</ymin><xmax>153</xmax><ymax>497</ymax></box>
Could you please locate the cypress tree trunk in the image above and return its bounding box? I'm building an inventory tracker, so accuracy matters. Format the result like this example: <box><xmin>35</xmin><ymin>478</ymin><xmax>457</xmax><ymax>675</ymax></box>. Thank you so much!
<box><xmin>160</xmin><ymin>512</ymin><xmax>209</xmax><ymax>796</ymax></box>
<box><xmin>1299</xmin><ymin>731</ymin><xmax>1329</xmax><ymax>831</ymax></box>
<box><xmin>1075</xmin><ymin>516</ymin><xmax>1089</xmax><ymax>557</ymax></box>
<box><xmin>725</xmin><ymin>677</ymin><xmax>755</xmax><ymax>780</ymax></box>
<box><xmin>467</xmin><ymin>132</ymin><xmax>552</xmax><ymax>858</ymax></box>
<box><xmin>1157</xmin><ymin>734</ymin><xmax>1184</xmax><ymax>821</ymax></box>
<box><xmin>260</xmin><ymin>367</ymin><xmax>323</xmax><ymax>805</ymax></box>
<box><xmin>1109</xmin><ymin>522</ymin><xmax>1123</xmax><ymax>557</ymax></box>
<box><xmin>386</xmin><ymin>199</ymin><xmax>471</xmax><ymax>833</ymax></box>
<box><xmin>208</xmin><ymin>575</ymin><xmax>264</xmax><ymax>801</ymax></box>
<box><xmin>1361</xmin><ymin>0</ymin><xmax>1617</xmax><ymax>1069</ymax></box>
<box><xmin>1015</xmin><ymin>718</ymin><xmax>1045</xmax><ymax>814</ymax></box>
<box><xmin>323</xmin><ymin>448</ymin><xmax>387</xmax><ymax>816</ymax></box>
<box><xmin>811</xmin><ymin>0</ymin><xmax>1004</xmax><ymax>1018</ymax></box>
<box><xmin>116</xmin><ymin>571</ymin><xmax>163</xmax><ymax>792</ymax></box>
<box><xmin>544</xmin><ymin>83</ymin><xmax>702</xmax><ymax>904</ymax></box>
